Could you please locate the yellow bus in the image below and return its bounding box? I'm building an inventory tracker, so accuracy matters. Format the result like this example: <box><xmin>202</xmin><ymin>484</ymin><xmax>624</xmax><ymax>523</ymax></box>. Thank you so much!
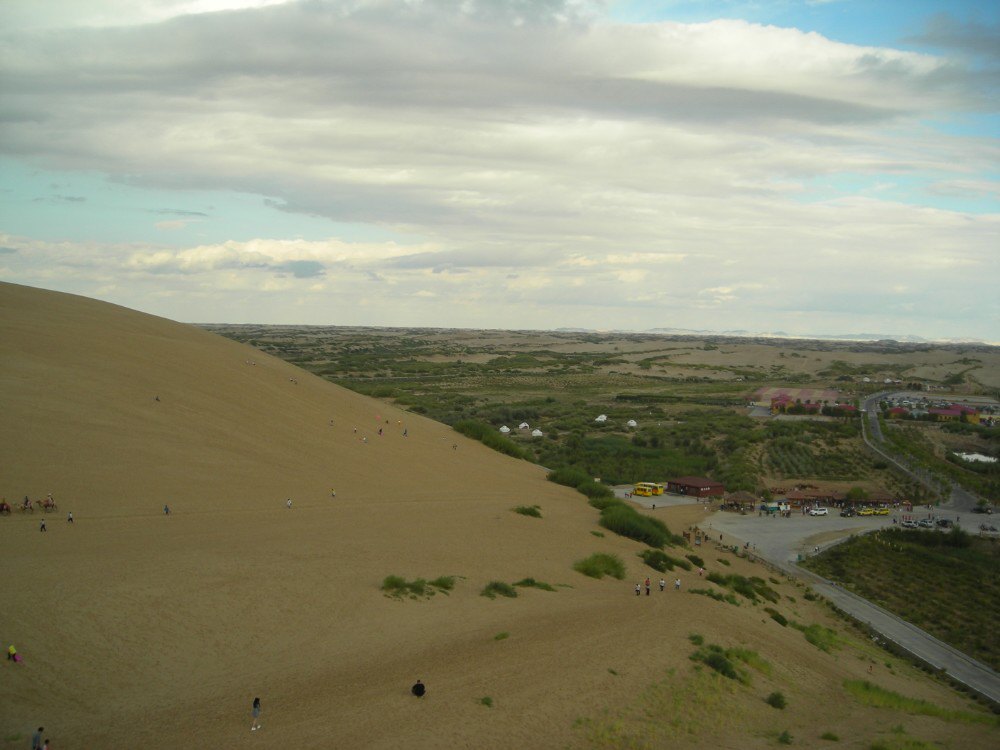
<box><xmin>633</xmin><ymin>482</ymin><xmax>663</xmax><ymax>497</ymax></box>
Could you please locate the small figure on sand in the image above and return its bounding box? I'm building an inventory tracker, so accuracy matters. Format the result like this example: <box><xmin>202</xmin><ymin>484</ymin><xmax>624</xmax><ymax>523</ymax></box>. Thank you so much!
<box><xmin>634</xmin><ymin>583</ymin><xmax>640</xmax><ymax>596</ymax></box>
<box><xmin>411</xmin><ymin>679</ymin><xmax>425</xmax><ymax>697</ymax></box>
<box><xmin>39</xmin><ymin>519</ymin><xmax>46</xmax><ymax>532</ymax></box>
<box><xmin>31</xmin><ymin>727</ymin><xmax>43</xmax><ymax>750</ymax></box>
<box><xmin>251</xmin><ymin>696</ymin><xmax>261</xmax><ymax>731</ymax></box>
<box><xmin>163</xmin><ymin>504</ymin><xmax>171</xmax><ymax>516</ymax></box>
<box><xmin>674</xmin><ymin>578</ymin><xmax>681</xmax><ymax>590</ymax></box>
<box><xmin>330</xmin><ymin>489</ymin><xmax>337</xmax><ymax>498</ymax></box>
<box><xmin>67</xmin><ymin>511</ymin><xmax>73</xmax><ymax>523</ymax></box>
<box><xmin>644</xmin><ymin>577</ymin><xmax>650</xmax><ymax>596</ymax></box>
<box><xmin>286</xmin><ymin>499</ymin><xmax>292</xmax><ymax>509</ymax></box>
<box><xmin>659</xmin><ymin>578</ymin><xmax>665</xmax><ymax>592</ymax></box>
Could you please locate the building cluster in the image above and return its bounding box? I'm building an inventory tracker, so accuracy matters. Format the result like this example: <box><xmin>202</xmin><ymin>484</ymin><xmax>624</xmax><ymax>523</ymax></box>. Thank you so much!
<box><xmin>882</xmin><ymin>396</ymin><xmax>997</xmax><ymax>425</ymax></box>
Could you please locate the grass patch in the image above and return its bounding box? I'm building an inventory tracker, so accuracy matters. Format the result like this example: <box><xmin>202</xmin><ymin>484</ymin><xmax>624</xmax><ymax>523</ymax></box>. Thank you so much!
<box><xmin>479</xmin><ymin>696</ymin><xmax>493</xmax><ymax>708</ymax></box>
<box><xmin>481</xmin><ymin>581</ymin><xmax>518</xmax><ymax>599</ymax></box>
<box><xmin>688</xmin><ymin>633</ymin><xmax>704</xmax><ymax>645</ymax></box>
<box><xmin>685</xmin><ymin>554</ymin><xmax>704</xmax><ymax>567</ymax></box>
<box><xmin>600</xmin><ymin>504</ymin><xmax>672</xmax><ymax>548</ymax></box>
<box><xmin>640</xmin><ymin>549</ymin><xmax>691</xmax><ymax>573</ymax></box>
<box><xmin>791</xmin><ymin>622</ymin><xmax>840</xmax><ymax>653</ymax></box>
<box><xmin>765</xmin><ymin>607</ymin><xmax>788</xmax><ymax>627</ymax></box>
<box><xmin>590</xmin><ymin>530</ymin><xmax>605</xmax><ymax>537</ymax></box>
<box><xmin>705</xmin><ymin>572</ymin><xmax>779</xmax><ymax>603</ymax></box>
<box><xmin>778</xmin><ymin>729</ymin><xmax>793</xmax><ymax>745</ymax></box>
<box><xmin>608</xmin><ymin>668</ymin><xmax>618</xmax><ymax>675</ymax></box>
<box><xmin>382</xmin><ymin>574</ymin><xmax>455</xmax><ymax>599</ymax></box>
<box><xmin>512</xmin><ymin>577</ymin><xmax>556</xmax><ymax>591</ymax></box>
<box><xmin>454</xmin><ymin>419</ymin><xmax>531</xmax><ymax>459</ymax></box>
<box><xmin>512</xmin><ymin>504</ymin><xmax>542</xmax><ymax>518</ymax></box>
<box><xmin>844</xmin><ymin>680</ymin><xmax>998</xmax><ymax>725</ymax></box>
<box><xmin>494</xmin><ymin>632</ymin><xmax>509</xmax><ymax>641</ymax></box>
<box><xmin>573</xmin><ymin>553</ymin><xmax>626</xmax><ymax>580</ymax></box>
<box><xmin>689</xmin><ymin>642</ymin><xmax>767</xmax><ymax>685</ymax></box>
<box><xmin>428</xmin><ymin>575</ymin><xmax>456</xmax><ymax>592</ymax></box>
<box><xmin>717</xmin><ymin>558</ymin><xmax>731</xmax><ymax>566</ymax></box>
<box><xmin>689</xmin><ymin>587</ymin><xmax>739</xmax><ymax>605</ymax></box>
<box><xmin>766</xmin><ymin>691</ymin><xmax>787</xmax><ymax>709</ymax></box>
<box><xmin>820</xmin><ymin>731</ymin><xmax>839</xmax><ymax>741</ymax></box>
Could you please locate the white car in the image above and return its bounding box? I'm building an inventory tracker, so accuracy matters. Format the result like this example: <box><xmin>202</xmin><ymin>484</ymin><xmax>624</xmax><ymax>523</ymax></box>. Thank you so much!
<box><xmin>808</xmin><ymin>507</ymin><xmax>829</xmax><ymax>516</ymax></box>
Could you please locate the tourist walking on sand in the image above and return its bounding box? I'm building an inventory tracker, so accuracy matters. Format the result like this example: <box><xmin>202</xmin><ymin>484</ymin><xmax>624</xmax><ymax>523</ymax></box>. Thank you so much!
<box><xmin>411</xmin><ymin>679</ymin><xmax>425</xmax><ymax>697</ymax></box>
<box><xmin>31</xmin><ymin>727</ymin><xmax>43</xmax><ymax>750</ymax></box>
<box><xmin>251</xmin><ymin>696</ymin><xmax>262</xmax><ymax>731</ymax></box>
<box><xmin>644</xmin><ymin>577</ymin><xmax>651</xmax><ymax>596</ymax></box>
<box><xmin>659</xmin><ymin>578</ymin><xmax>666</xmax><ymax>592</ymax></box>
<box><xmin>39</xmin><ymin>519</ymin><xmax>46</xmax><ymax>532</ymax></box>
<box><xmin>634</xmin><ymin>583</ymin><xmax>640</xmax><ymax>596</ymax></box>
<box><xmin>286</xmin><ymin>498</ymin><xmax>292</xmax><ymax>509</ymax></box>
<box><xmin>67</xmin><ymin>511</ymin><xmax>73</xmax><ymax>523</ymax></box>
<box><xmin>163</xmin><ymin>504</ymin><xmax>170</xmax><ymax>515</ymax></box>
<box><xmin>674</xmin><ymin>578</ymin><xmax>681</xmax><ymax>590</ymax></box>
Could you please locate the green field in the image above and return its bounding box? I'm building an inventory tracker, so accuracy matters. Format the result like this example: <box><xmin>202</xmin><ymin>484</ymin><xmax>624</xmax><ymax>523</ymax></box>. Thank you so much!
<box><xmin>207</xmin><ymin>325</ymin><xmax>992</xmax><ymax>500</ymax></box>
<box><xmin>801</xmin><ymin>528</ymin><xmax>1000</xmax><ymax>670</ymax></box>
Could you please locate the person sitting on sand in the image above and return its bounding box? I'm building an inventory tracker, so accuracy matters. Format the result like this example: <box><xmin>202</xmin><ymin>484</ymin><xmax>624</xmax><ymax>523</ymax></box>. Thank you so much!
<box><xmin>7</xmin><ymin>645</ymin><xmax>17</xmax><ymax>661</ymax></box>
<box><xmin>411</xmin><ymin>679</ymin><xmax>425</xmax><ymax>697</ymax></box>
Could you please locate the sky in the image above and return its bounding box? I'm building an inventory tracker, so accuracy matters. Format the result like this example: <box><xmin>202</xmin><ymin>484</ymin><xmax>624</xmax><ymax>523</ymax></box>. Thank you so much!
<box><xmin>1</xmin><ymin>0</ymin><xmax>997</xmax><ymax>342</ymax></box>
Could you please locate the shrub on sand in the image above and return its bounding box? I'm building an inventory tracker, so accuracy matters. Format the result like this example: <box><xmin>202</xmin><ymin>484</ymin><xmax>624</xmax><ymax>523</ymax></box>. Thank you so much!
<box><xmin>573</xmin><ymin>553</ymin><xmax>626</xmax><ymax>580</ymax></box>
<box><xmin>513</xmin><ymin>505</ymin><xmax>542</xmax><ymax>518</ymax></box>
<box><xmin>481</xmin><ymin>581</ymin><xmax>518</xmax><ymax>599</ymax></box>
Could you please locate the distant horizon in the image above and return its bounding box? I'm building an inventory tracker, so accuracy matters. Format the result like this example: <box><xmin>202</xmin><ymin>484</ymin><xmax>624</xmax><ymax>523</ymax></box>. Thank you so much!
<box><xmin>1</xmin><ymin>0</ymin><xmax>997</xmax><ymax>341</ymax></box>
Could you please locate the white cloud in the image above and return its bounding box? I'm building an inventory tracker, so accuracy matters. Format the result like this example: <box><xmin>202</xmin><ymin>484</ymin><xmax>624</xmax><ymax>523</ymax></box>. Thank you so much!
<box><xmin>0</xmin><ymin>1</ymin><xmax>996</xmax><ymax>339</ymax></box>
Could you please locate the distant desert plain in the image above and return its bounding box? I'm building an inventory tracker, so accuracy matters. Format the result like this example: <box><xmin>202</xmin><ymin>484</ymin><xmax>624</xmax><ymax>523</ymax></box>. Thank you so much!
<box><xmin>1</xmin><ymin>281</ymin><xmax>997</xmax><ymax>749</ymax></box>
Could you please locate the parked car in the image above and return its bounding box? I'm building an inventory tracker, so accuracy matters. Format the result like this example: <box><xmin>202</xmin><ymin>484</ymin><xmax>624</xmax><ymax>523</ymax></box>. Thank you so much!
<box><xmin>971</xmin><ymin>505</ymin><xmax>993</xmax><ymax>514</ymax></box>
<box><xmin>900</xmin><ymin>520</ymin><xmax>918</xmax><ymax>529</ymax></box>
<box><xmin>840</xmin><ymin>508</ymin><xmax>856</xmax><ymax>517</ymax></box>
<box><xmin>936</xmin><ymin>518</ymin><xmax>954</xmax><ymax>528</ymax></box>
<box><xmin>858</xmin><ymin>508</ymin><xmax>875</xmax><ymax>517</ymax></box>
<box><xmin>809</xmin><ymin>507</ymin><xmax>829</xmax><ymax>516</ymax></box>
<box><xmin>979</xmin><ymin>524</ymin><xmax>998</xmax><ymax>532</ymax></box>
<box><xmin>918</xmin><ymin>519</ymin><xmax>935</xmax><ymax>528</ymax></box>
<box><xmin>874</xmin><ymin>508</ymin><xmax>890</xmax><ymax>516</ymax></box>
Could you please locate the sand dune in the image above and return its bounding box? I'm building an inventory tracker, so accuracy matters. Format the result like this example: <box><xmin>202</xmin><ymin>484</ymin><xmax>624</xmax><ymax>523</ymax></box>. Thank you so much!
<box><xmin>1</xmin><ymin>282</ymin><xmax>994</xmax><ymax>749</ymax></box>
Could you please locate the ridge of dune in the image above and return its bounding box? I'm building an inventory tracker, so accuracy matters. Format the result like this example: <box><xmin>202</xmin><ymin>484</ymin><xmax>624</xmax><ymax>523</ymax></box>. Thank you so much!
<box><xmin>2</xmin><ymin>282</ymin><xmax>993</xmax><ymax>750</ymax></box>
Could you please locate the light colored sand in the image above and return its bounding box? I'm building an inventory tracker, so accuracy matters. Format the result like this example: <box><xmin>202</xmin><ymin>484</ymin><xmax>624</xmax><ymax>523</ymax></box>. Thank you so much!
<box><xmin>1</xmin><ymin>282</ymin><xmax>995</xmax><ymax>749</ymax></box>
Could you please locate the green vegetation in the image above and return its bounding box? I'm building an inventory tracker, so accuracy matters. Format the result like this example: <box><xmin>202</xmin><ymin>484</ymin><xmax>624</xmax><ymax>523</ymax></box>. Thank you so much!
<box><xmin>481</xmin><ymin>581</ymin><xmax>518</xmax><ymax>599</ymax></box>
<box><xmin>766</xmin><ymin>691</ymin><xmax>787</xmax><ymax>709</ymax></box>
<box><xmin>765</xmin><ymin>607</ymin><xmax>788</xmax><ymax>627</ymax></box>
<box><xmin>639</xmin><ymin>549</ymin><xmax>691</xmax><ymax>572</ymax></box>
<box><xmin>791</xmin><ymin>622</ymin><xmax>840</xmax><ymax>653</ymax></box>
<box><xmin>512</xmin><ymin>577</ymin><xmax>557</xmax><ymax>591</ymax></box>
<box><xmin>512</xmin><ymin>504</ymin><xmax>542</xmax><ymax>517</ymax></box>
<box><xmin>690</xmin><ymin>643</ymin><xmax>770</xmax><ymax>685</ymax></box>
<box><xmin>494</xmin><ymin>632</ymin><xmax>509</xmax><ymax>641</ymax></box>
<box><xmin>381</xmin><ymin>574</ymin><xmax>455</xmax><ymax>599</ymax></box>
<box><xmin>843</xmin><ymin>680</ymin><xmax>997</xmax><ymax>726</ymax></box>
<box><xmin>573</xmin><ymin>553</ymin><xmax>626</xmax><ymax>580</ymax></box>
<box><xmin>685</xmin><ymin>554</ymin><xmax>704</xmax><ymax>567</ymax></box>
<box><xmin>689</xmin><ymin>587</ymin><xmax>739</xmax><ymax>605</ymax></box>
<box><xmin>820</xmin><ymin>731</ymin><xmax>839</xmax><ymax>741</ymax></box>
<box><xmin>802</xmin><ymin>529</ymin><xmax>1000</xmax><ymax>669</ymax></box>
<box><xmin>479</xmin><ymin>696</ymin><xmax>494</xmax><ymax>708</ymax></box>
<box><xmin>600</xmin><ymin>503</ymin><xmax>673</xmax><ymax>547</ymax></box>
<box><xmin>454</xmin><ymin>419</ymin><xmax>531</xmax><ymax>459</ymax></box>
<box><xmin>705</xmin><ymin>572</ymin><xmax>779</xmax><ymax>603</ymax></box>
<box><xmin>688</xmin><ymin>633</ymin><xmax>704</xmax><ymax>646</ymax></box>
<box><xmin>777</xmin><ymin>730</ymin><xmax>793</xmax><ymax>745</ymax></box>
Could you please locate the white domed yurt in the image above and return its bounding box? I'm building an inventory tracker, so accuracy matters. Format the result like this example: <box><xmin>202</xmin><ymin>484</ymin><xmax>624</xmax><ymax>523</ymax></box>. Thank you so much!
<box><xmin>595</xmin><ymin>414</ymin><xmax>608</xmax><ymax>423</ymax></box>
<box><xmin>531</xmin><ymin>428</ymin><xmax>544</xmax><ymax>438</ymax></box>
<box><xmin>499</xmin><ymin>425</ymin><xmax>511</xmax><ymax>434</ymax></box>
<box><xmin>626</xmin><ymin>419</ymin><xmax>638</xmax><ymax>428</ymax></box>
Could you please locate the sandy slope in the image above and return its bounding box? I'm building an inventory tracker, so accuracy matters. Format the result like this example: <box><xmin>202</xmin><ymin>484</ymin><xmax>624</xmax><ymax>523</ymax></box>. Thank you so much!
<box><xmin>1</xmin><ymin>282</ymin><xmax>995</xmax><ymax>749</ymax></box>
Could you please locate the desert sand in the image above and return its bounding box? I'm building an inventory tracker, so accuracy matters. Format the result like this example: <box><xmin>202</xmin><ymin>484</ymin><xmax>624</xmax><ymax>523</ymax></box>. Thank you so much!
<box><xmin>1</xmin><ymin>282</ymin><xmax>995</xmax><ymax>749</ymax></box>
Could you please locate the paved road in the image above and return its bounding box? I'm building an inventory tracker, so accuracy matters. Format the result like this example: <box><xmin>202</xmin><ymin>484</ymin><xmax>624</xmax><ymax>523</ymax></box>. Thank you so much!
<box><xmin>699</xmin><ymin>505</ymin><xmax>1000</xmax><ymax>706</ymax></box>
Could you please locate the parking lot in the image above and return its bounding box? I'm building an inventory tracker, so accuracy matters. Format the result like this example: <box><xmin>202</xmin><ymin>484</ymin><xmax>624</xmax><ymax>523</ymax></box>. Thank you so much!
<box><xmin>614</xmin><ymin>487</ymin><xmax>987</xmax><ymax>566</ymax></box>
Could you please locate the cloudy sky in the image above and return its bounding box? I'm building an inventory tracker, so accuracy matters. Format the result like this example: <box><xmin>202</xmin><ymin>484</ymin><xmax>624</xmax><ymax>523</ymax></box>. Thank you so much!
<box><xmin>1</xmin><ymin>0</ymin><xmax>997</xmax><ymax>341</ymax></box>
